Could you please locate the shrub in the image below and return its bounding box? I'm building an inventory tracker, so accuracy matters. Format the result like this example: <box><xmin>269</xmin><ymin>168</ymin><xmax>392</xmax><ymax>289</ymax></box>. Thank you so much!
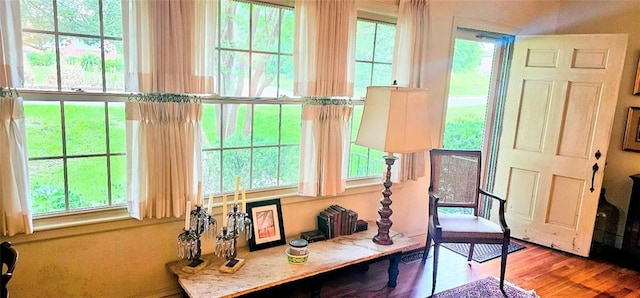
<box><xmin>26</xmin><ymin>51</ymin><xmax>55</xmax><ymax>66</ymax></box>
<box><xmin>80</xmin><ymin>52</ymin><xmax>101</xmax><ymax>71</ymax></box>
<box><xmin>105</xmin><ymin>58</ymin><xmax>124</xmax><ymax>72</ymax></box>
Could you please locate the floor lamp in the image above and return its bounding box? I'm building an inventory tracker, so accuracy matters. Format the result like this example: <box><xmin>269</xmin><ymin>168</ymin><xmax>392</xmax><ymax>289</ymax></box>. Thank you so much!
<box><xmin>355</xmin><ymin>86</ymin><xmax>432</xmax><ymax>245</ymax></box>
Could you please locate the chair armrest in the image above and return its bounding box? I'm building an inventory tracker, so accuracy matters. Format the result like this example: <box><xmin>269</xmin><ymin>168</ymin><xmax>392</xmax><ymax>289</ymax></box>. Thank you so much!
<box><xmin>429</xmin><ymin>190</ymin><xmax>441</xmax><ymax>227</ymax></box>
<box><xmin>479</xmin><ymin>189</ymin><xmax>510</xmax><ymax>234</ymax></box>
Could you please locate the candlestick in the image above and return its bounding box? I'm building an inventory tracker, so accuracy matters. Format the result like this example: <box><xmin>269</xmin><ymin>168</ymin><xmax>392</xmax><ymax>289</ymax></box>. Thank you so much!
<box><xmin>184</xmin><ymin>201</ymin><xmax>191</xmax><ymax>230</ymax></box>
<box><xmin>208</xmin><ymin>193</ymin><xmax>213</xmax><ymax>214</ymax></box>
<box><xmin>234</xmin><ymin>176</ymin><xmax>240</xmax><ymax>205</ymax></box>
<box><xmin>222</xmin><ymin>195</ymin><xmax>228</xmax><ymax>227</ymax></box>
<box><xmin>197</xmin><ymin>181</ymin><xmax>203</xmax><ymax>206</ymax></box>
<box><xmin>242</xmin><ymin>187</ymin><xmax>246</xmax><ymax>213</ymax></box>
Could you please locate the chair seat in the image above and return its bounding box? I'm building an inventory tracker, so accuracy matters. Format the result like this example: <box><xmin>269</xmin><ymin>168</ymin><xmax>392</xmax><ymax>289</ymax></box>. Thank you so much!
<box><xmin>437</xmin><ymin>214</ymin><xmax>504</xmax><ymax>239</ymax></box>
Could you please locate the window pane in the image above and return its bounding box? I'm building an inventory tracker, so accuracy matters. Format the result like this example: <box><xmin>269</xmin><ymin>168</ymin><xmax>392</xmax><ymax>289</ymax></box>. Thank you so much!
<box><xmin>21</xmin><ymin>0</ymin><xmax>54</xmax><ymax>31</ymax></box>
<box><xmin>349</xmin><ymin>144</ymin><xmax>369</xmax><ymax>177</ymax></box>
<box><xmin>105</xmin><ymin>40</ymin><xmax>125</xmax><ymax>91</ymax></box>
<box><xmin>351</xmin><ymin>105</ymin><xmax>363</xmax><ymax>142</ymax></box>
<box><xmin>373</xmin><ymin>23</ymin><xmax>396</xmax><ymax>63</ymax></box>
<box><xmin>220</xmin><ymin>50</ymin><xmax>249</xmax><ymax>96</ymax></box>
<box><xmin>102</xmin><ymin>0</ymin><xmax>123</xmax><ymax>37</ymax></box>
<box><xmin>22</xmin><ymin>32</ymin><xmax>57</xmax><ymax>90</ymax></box>
<box><xmin>220</xmin><ymin>0</ymin><xmax>250</xmax><ymax>50</ymax></box>
<box><xmin>222</xmin><ymin>104</ymin><xmax>251</xmax><ymax>148</ymax></box>
<box><xmin>252</xmin><ymin>4</ymin><xmax>279</xmax><ymax>52</ymax></box>
<box><xmin>279</xmin><ymin>145</ymin><xmax>299</xmax><ymax>186</ymax></box>
<box><xmin>108</xmin><ymin>102</ymin><xmax>125</xmax><ymax>153</ymax></box>
<box><xmin>24</xmin><ymin>101</ymin><xmax>62</xmax><ymax>157</ymax></box>
<box><xmin>281</xmin><ymin>105</ymin><xmax>301</xmax><ymax>145</ymax></box>
<box><xmin>280</xmin><ymin>9</ymin><xmax>294</xmax><ymax>54</ymax></box>
<box><xmin>67</xmin><ymin>157</ymin><xmax>108</xmax><ymax>210</ymax></box>
<box><xmin>202</xmin><ymin>104</ymin><xmax>222</xmax><ymax>149</ymax></box>
<box><xmin>110</xmin><ymin>155</ymin><xmax>126</xmax><ymax>205</ymax></box>
<box><xmin>253</xmin><ymin>105</ymin><xmax>279</xmax><ymax>146</ymax></box>
<box><xmin>356</xmin><ymin>21</ymin><xmax>375</xmax><ymax>61</ymax></box>
<box><xmin>372</xmin><ymin>63</ymin><xmax>393</xmax><ymax>86</ymax></box>
<box><xmin>57</xmin><ymin>0</ymin><xmax>100</xmax><ymax>35</ymax></box>
<box><xmin>368</xmin><ymin>149</ymin><xmax>384</xmax><ymax>175</ymax></box>
<box><xmin>203</xmin><ymin>150</ymin><xmax>222</xmax><ymax>194</ymax></box>
<box><xmin>222</xmin><ymin>149</ymin><xmax>250</xmax><ymax>193</ymax></box>
<box><xmin>279</xmin><ymin>55</ymin><xmax>294</xmax><ymax>97</ymax></box>
<box><xmin>30</xmin><ymin>159</ymin><xmax>65</xmax><ymax>214</ymax></box>
<box><xmin>354</xmin><ymin>62</ymin><xmax>372</xmax><ymax>98</ymax></box>
<box><xmin>252</xmin><ymin>147</ymin><xmax>278</xmax><ymax>189</ymax></box>
<box><xmin>59</xmin><ymin>36</ymin><xmax>103</xmax><ymax>91</ymax></box>
<box><xmin>251</xmin><ymin>53</ymin><xmax>278</xmax><ymax>97</ymax></box>
<box><xmin>64</xmin><ymin>102</ymin><xmax>106</xmax><ymax>155</ymax></box>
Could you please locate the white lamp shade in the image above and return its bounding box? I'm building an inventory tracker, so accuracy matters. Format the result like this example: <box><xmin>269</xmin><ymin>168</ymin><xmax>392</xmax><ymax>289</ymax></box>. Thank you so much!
<box><xmin>355</xmin><ymin>86</ymin><xmax>432</xmax><ymax>154</ymax></box>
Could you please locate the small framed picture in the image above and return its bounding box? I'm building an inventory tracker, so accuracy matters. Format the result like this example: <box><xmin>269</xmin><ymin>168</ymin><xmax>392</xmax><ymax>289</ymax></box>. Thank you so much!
<box><xmin>623</xmin><ymin>107</ymin><xmax>640</xmax><ymax>152</ymax></box>
<box><xmin>634</xmin><ymin>56</ymin><xmax>640</xmax><ymax>95</ymax></box>
<box><xmin>246</xmin><ymin>198</ymin><xmax>286</xmax><ymax>251</ymax></box>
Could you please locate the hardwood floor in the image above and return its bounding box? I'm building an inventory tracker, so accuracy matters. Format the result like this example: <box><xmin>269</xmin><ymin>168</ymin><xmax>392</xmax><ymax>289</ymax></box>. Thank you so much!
<box><xmin>254</xmin><ymin>240</ymin><xmax>640</xmax><ymax>298</ymax></box>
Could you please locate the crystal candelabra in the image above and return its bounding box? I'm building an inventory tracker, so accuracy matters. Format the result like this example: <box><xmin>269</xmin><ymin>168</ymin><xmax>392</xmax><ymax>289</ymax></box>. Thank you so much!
<box><xmin>177</xmin><ymin>204</ymin><xmax>217</xmax><ymax>273</ymax></box>
<box><xmin>216</xmin><ymin>203</ymin><xmax>252</xmax><ymax>273</ymax></box>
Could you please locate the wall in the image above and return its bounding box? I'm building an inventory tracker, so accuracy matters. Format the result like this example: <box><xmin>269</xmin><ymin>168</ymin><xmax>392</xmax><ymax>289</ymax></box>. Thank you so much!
<box><xmin>554</xmin><ymin>0</ymin><xmax>640</xmax><ymax>247</ymax></box>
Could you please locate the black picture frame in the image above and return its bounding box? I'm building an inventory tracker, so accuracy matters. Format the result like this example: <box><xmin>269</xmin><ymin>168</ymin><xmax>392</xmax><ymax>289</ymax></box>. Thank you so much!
<box><xmin>623</xmin><ymin>107</ymin><xmax>640</xmax><ymax>152</ymax></box>
<box><xmin>246</xmin><ymin>198</ymin><xmax>286</xmax><ymax>251</ymax></box>
<box><xmin>634</xmin><ymin>56</ymin><xmax>640</xmax><ymax>96</ymax></box>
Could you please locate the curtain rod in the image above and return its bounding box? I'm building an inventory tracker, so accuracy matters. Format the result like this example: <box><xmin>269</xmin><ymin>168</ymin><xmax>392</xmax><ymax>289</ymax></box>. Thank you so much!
<box><xmin>0</xmin><ymin>87</ymin><xmax>20</xmax><ymax>98</ymax></box>
<box><xmin>128</xmin><ymin>92</ymin><xmax>201</xmax><ymax>103</ymax></box>
<box><xmin>303</xmin><ymin>97</ymin><xmax>353</xmax><ymax>106</ymax></box>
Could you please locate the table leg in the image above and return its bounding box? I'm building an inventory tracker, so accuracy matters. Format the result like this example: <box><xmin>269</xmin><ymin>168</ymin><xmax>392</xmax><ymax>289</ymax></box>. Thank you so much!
<box><xmin>387</xmin><ymin>253</ymin><xmax>401</xmax><ymax>287</ymax></box>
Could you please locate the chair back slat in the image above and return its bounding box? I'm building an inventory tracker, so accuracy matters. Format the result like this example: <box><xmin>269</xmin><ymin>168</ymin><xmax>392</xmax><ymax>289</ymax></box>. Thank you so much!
<box><xmin>430</xmin><ymin>149</ymin><xmax>482</xmax><ymax>212</ymax></box>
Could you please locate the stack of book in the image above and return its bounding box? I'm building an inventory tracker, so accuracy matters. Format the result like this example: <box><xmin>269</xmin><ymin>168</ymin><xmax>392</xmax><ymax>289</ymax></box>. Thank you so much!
<box><xmin>317</xmin><ymin>205</ymin><xmax>358</xmax><ymax>239</ymax></box>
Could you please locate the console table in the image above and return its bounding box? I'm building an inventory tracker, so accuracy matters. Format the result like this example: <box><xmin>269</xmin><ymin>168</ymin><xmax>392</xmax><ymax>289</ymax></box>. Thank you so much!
<box><xmin>166</xmin><ymin>223</ymin><xmax>419</xmax><ymax>297</ymax></box>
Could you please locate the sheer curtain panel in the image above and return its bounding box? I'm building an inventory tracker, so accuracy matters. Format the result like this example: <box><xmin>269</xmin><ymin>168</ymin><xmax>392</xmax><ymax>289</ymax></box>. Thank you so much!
<box><xmin>123</xmin><ymin>0</ymin><xmax>217</xmax><ymax>93</ymax></box>
<box><xmin>392</xmin><ymin>0</ymin><xmax>431</xmax><ymax>182</ymax></box>
<box><xmin>0</xmin><ymin>0</ymin><xmax>24</xmax><ymax>87</ymax></box>
<box><xmin>126</xmin><ymin>98</ymin><xmax>202</xmax><ymax>219</ymax></box>
<box><xmin>0</xmin><ymin>94</ymin><xmax>33</xmax><ymax>236</ymax></box>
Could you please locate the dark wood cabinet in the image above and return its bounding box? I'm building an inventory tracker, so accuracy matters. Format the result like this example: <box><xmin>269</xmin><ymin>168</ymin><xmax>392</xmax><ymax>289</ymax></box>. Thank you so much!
<box><xmin>622</xmin><ymin>174</ymin><xmax>640</xmax><ymax>256</ymax></box>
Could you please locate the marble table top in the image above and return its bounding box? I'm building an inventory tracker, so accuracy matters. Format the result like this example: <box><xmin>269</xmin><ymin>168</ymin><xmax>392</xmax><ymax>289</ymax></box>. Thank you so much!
<box><xmin>167</xmin><ymin>222</ymin><xmax>419</xmax><ymax>298</ymax></box>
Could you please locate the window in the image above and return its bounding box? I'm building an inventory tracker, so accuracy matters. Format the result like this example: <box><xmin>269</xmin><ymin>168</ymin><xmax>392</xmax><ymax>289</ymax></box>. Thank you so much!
<box><xmin>20</xmin><ymin>0</ymin><xmax>125</xmax><ymax>92</ymax></box>
<box><xmin>349</xmin><ymin>19</ymin><xmax>396</xmax><ymax>179</ymax></box>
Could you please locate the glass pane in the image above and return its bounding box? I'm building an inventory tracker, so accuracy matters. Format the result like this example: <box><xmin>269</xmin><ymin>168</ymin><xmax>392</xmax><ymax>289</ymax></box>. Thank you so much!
<box><xmin>108</xmin><ymin>102</ymin><xmax>125</xmax><ymax>153</ymax></box>
<box><xmin>57</xmin><ymin>0</ymin><xmax>100</xmax><ymax>35</ymax></box>
<box><xmin>29</xmin><ymin>159</ymin><xmax>65</xmax><ymax>214</ymax></box>
<box><xmin>220</xmin><ymin>0</ymin><xmax>250</xmax><ymax>50</ymax></box>
<box><xmin>219</xmin><ymin>50</ymin><xmax>249</xmax><ymax>96</ymax></box>
<box><xmin>222</xmin><ymin>104</ymin><xmax>251</xmax><ymax>148</ymax></box>
<box><xmin>102</xmin><ymin>0</ymin><xmax>123</xmax><ymax>37</ymax></box>
<box><xmin>351</xmin><ymin>105</ymin><xmax>363</xmax><ymax>142</ymax></box>
<box><xmin>281</xmin><ymin>105</ymin><xmax>301</xmax><ymax>145</ymax></box>
<box><xmin>21</xmin><ymin>0</ymin><xmax>54</xmax><ymax>31</ymax></box>
<box><xmin>279</xmin><ymin>145</ymin><xmax>299</xmax><ymax>186</ymax></box>
<box><xmin>349</xmin><ymin>144</ymin><xmax>370</xmax><ymax>178</ymax></box>
<box><xmin>24</xmin><ymin>101</ymin><xmax>63</xmax><ymax>157</ymax></box>
<box><xmin>202</xmin><ymin>103</ymin><xmax>222</xmax><ymax>149</ymax></box>
<box><xmin>252</xmin><ymin>4</ymin><xmax>279</xmax><ymax>52</ymax></box>
<box><xmin>280</xmin><ymin>9</ymin><xmax>294</xmax><ymax>54</ymax></box>
<box><xmin>355</xmin><ymin>20</ymin><xmax>375</xmax><ymax>61</ymax></box>
<box><xmin>110</xmin><ymin>155</ymin><xmax>126</xmax><ymax>205</ymax></box>
<box><xmin>22</xmin><ymin>32</ymin><xmax>57</xmax><ymax>90</ymax></box>
<box><xmin>253</xmin><ymin>105</ymin><xmax>279</xmax><ymax>146</ymax></box>
<box><xmin>373</xmin><ymin>23</ymin><xmax>396</xmax><ymax>63</ymax></box>
<box><xmin>67</xmin><ymin>157</ymin><xmax>108</xmax><ymax>210</ymax></box>
<box><xmin>279</xmin><ymin>55</ymin><xmax>294</xmax><ymax>97</ymax></box>
<box><xmin>65</xmin><ymin>101</ymin><xmax>107</xmax><ymax>155</ymax></box>
<box><xmin>203</xmin><ymin>150</ymin><xmax>221</xmax><ymax>194</ymax></box>
<box><xmin>105</xmin><ymin>40</ymin><xmax>125</xmax><ymax>91</ymax></box>
<box><xmin>222</xmin><ymin>149</ymin><xmax>250</xmax><ymax>193</ymax></box>
<box><xmin>368</xmin><ymin>149</ymin><xmax>385</xmax><ymax>176</ymax></box>
<box><xmin>372</xmin><ymin>63</ymin><xmax>393</xmax><ymax>86</ymax></box>
<box><xmin>252</xmin><ymin>147</ymin><xmax>278</xmax><ymax>189</ymax></box>
<box><xmin>59</xmin><ymin>36</ymin><xmax>103</xmax><ymax>91</ymax></box>
<box><xmin>354</xmin><ymin>62</ymin><xmax>372</xmax><ymax>98</ymax></box>
<box><xmin>251</xmin><ymin>53</ymin><xmax>278</xmax><ymax>97</ymax></box>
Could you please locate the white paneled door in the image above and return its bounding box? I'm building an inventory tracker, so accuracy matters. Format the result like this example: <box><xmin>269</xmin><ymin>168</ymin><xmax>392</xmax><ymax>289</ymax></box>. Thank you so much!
<box><xmin>493</xmin><ymin>34</ymin><xmax>627</xmax><ymax>257</ymax></box>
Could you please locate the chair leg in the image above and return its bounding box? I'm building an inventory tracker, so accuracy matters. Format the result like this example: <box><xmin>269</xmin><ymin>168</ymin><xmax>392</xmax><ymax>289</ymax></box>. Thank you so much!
<box><xmin>467</xmin><ymin>243</ymin><xmax>475</xmax><ymax>262</ymax></box>
<box><xmin>500</xmin><ymin>241</ymin><xmax>509</xmax><ymax>293</ymax></box>
<box><xmin>422</xmin><ymin>232</ymin><xmax>433</xmax><ymax>264</ymax></box>
<box><xmin>431</xmin><ymin>242</ymin><xmax>440</xmax><ymax>295</ymax></box>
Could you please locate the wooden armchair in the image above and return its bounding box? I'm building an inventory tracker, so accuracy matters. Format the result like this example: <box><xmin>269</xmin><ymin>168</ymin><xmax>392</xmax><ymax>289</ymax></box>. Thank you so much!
<box><xmin>421</xmin><ymin>149</ymin><xmax>510</xmax><ymax>294</ymax></box>
<box><xmin>1</xmin><ymin>241</ymin><xmax>18</xmax><ymax>298</ymax></box>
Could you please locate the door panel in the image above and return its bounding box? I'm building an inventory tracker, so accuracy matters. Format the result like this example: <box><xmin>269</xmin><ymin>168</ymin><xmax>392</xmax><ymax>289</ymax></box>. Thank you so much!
<box><xmin>493</xmin><ymin>34</ymin><xmax>627</xmax><ymax>257</ymax></box>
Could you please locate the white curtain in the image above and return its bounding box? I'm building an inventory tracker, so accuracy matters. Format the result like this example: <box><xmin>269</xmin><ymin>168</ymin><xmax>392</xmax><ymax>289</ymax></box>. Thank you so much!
<box><xmin>299</xmin><ymin>104</ymin><xmax>352</xmax><ymax>197</ymax></box>
<box><xmin>0</xmin><ymin>0</ymin><xmax>24</xmax><ymax>87</ymax></box>
<box><xmin>123</xmin><ymin>0</ymin><xmax>217</xmax><ymax>93</ymax></box>
<box><xmin>0</xmin><ymin>94</ymin><xmax>33</xmax><ymax>236</ymax></box>
<box><xmin>392</xmin><ymin>0</ymin><xmax>430</xmax><ymax>182</ymax></box>
<box><xmin>126</xmin><ymin>98</ymin><xmax>202</xmax><ymax>219</ymax></box>
<box><xmin>294</xmin><ymin>0</ymin><xmax>357</xmax><ymax>97</ymax></box>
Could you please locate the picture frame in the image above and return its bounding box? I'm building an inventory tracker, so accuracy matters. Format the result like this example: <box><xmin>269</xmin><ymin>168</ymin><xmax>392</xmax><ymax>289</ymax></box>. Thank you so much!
<box><xmin>246</xmin><ymin>198</ymin><xmax>286</xmax><ymax>251</ymax></box>
<box><xmin>635</xmin><ymin>56</ymin><xmax>640</xmax><ymax>96</ymax></box>
<box><xmin>623</xmin><ymin>107</ymin><xmax>640</xmax><ymax>152</ymax></box>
